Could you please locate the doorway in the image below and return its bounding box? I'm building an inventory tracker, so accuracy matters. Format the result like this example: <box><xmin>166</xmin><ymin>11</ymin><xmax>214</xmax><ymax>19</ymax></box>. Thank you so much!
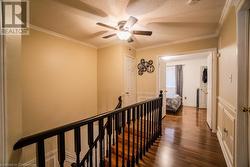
<box><xmin>158</xmin><ymin>49</ymin><xmax>217</xmax><ymax>132</ymax></box>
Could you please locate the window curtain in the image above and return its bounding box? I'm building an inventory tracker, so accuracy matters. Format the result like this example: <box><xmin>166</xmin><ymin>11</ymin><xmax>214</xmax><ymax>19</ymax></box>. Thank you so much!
<box><xmin>175</xmin><ymin>65</ymin><xmax>183</xmax><ymax>97</ymax></box>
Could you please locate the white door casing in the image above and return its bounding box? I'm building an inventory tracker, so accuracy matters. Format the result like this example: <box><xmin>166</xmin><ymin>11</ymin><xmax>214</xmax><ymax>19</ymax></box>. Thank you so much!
<box><xmin>206</xmin><ymin>52</ymin><xmax>218</xmax><ymax>132</ymax></box>
<box><xmin>158</xmin><ymin>58</ymin><xmax>166</xmax><ymax>117</ymax></box>
<box><xmin>124</xmin><ymin>56</ymin><xmax>137</xmax><ymax>106</ymax></box>
<box><xmin>211</xmin><ymin>52</ymin><xmax>218</xmax><ymax>133</ymax></box>
<box><xmin>207</xmin><ymin>54</ymin><xmax>212</xmax><ymax>128</ymax></box>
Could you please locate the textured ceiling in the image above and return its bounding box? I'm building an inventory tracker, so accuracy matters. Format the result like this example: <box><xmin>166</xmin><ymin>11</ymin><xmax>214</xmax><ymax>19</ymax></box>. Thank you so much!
<box><xmin>30</xmin><ymin>0</ymin><xmax>226</xmax><ymax>48</ymax></box>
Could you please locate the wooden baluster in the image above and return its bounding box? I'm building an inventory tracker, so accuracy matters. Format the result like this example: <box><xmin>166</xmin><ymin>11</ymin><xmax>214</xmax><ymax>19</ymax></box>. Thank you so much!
<box><xmin>115</xmin><ymin>113</ymin><xmax>119</xmax><ymax>167</ymax></box>
<box><xmin>154</xmin><ymin>100</ymin><xmax>157</xmax><ymax>141</ymax></box>
<box><xmin>122</xmin><ymin>110</ymin><xmax>125</xmax><ymax>167</ymax></box>
<box><xmin>88</xmin><ymin>123</ymin><xmax>94</xmax><ymax>167</ymax></box>
<box><xmin>74</xmin><ymin>127</ymin><xmax>81</xmax><ymax>166</ymax></box>
<box><xmin>127</xmin><ymin>108</ymin><xmax>131</xmax><ymax>167</ymax></box>
<box><xmin>57</xmin><ymin>133</ymin><xmax>65</xmax><ymax>167</ymax></box>
<box><xmin>155</xmin><ymin>100</ymin><xmax>159</xmax><ymax>139</ymax></box>
<box><xmin>136</xmin><ymin>106</ymin><xmax>139</xmax><ymax>164</ymax></box>
<box><xmin>158</xmin><ymin>99</ymin><xmax>161</xmax><ymax>137</ymax></box>
<box><xmin>159</xmin><ymin>90</ymin><xmax>163</xmax><ymax>136</ymax></box>
<box><xmin>146</xmin><ymin>102</ymin><xmax>149</xmax><ymax>152</ymax></box>
<box><xmin>154</xmin><ymin>100</ymin><xmax>157</xmax><ymax>142</ymax></box>
<box><xmin>151</xmin><ymin>101</ymin><xmax>154</xmax><ymax>145</ymax></box>
<box><xmin>152</xmin><ymin>101</ymin><xmax>155</xmax><ymax>143</ymax></box>
<box><xmin>143</xmin><ymin>103</ymin><xmax>146</xmax><ymax>155</ymax></box>
<box><xmin>106</xmin><ymin>127</ymin><xmax>108</xmax><ymax>158</ymax></box>
<box><xmin>113</xmin><ymin>115</ymin><xmax>115</xmax><ymax>145</ymax></box>
<box><xmin>140</xmin><ymin>105</ymin><xmax>143</xmax><ymax>159</ymax></box>
<box><xmin>157</xmin><ymin>100</ymin><xmax>160</xmax><ymax>138</ymax></box>
<box><xmin>149</xmin><ymin>101</ymin><xmax>152</xmax><ymax>147</ymax></box>
<box><xmin>108</xmin><ymin>116</ymin><xmax>112</xmax><ymax>167</ymax></box>
<box><xmin>132</xmin><ymin>107</ymin><xmax>136</xmax><ymax>167</ymax></box>
<box><xmin>95</xmin><ymin>143</ymin><xmax>98</xmax><ymax>167</ymax></box>
<box><xmin>99</xmin><ymin>119</ymin><xmax>104</xmax><ymax>167</ymax></box>
<box><xmin>36</xmin><ymin>140</ymin><xmax>45</xmax><ymax>167</ymax></box>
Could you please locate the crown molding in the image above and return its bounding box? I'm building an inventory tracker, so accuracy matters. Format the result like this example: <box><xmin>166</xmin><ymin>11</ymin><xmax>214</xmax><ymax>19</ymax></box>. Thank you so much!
<box><xmin>98</xmin><ymin>40</ymin><xmax>122</xmax><ymax>49</ymax></box>
<box><xmin>234</xmin><ymin>0</ymin><xmax>250</xmax><ymax>11</ymax></box>
<box><xmin>137</xmin><ymin>33</ymin><xmax>218</xmax><ymax>51</ymax></box>
<box><xmin>234</xmin><ymin>0</ymin><xmax>243</xmax><ymax>10</ymax></box>
<box><xmin>216</xmin><ymin>0</ymin><xmax>234</xmax><ymax>35</ymax></box>
<box><xmin>30</xmin><ymin>25</ymin><xmax>97</xmax><ymax>49</ymax></box>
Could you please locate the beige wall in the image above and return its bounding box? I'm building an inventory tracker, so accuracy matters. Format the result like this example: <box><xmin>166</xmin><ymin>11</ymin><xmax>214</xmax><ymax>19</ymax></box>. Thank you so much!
<box><xmin>97</xmin><ymin>44</ymin><xmax>123</xmax><ymax>113</ymax></box>
<box><xmin>216</xmin><ymin>6</ymin><xmax>237</xmax><ymax>167</ymax></box>
<box><xmin>97</xmin><ymin>43</ymin><xmax>136</xmax><ymax>113</ymax></box>
<box><xmin>5</xmin><ymin>28</ymin><xmax>98</xmax><ymax>164</ymax></box>
<box><xmin>218</xmin><ymin>6</ymin><xmax>237</xmax><ymax>107</ymax></box>
<box><xmin>22</xmin><ymin>29</ymin><xmax>98</xmax><ymax>135</ymax></box>
<box><xmin>136</xmin><ymin>37</ymin><xmax>218</xmax><ymax>95</ymax></box>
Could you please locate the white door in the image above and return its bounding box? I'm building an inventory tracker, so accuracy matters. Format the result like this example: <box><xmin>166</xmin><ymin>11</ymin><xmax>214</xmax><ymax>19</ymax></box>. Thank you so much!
<box><xmin>124</xmin><ymin>56</ymin><xmax>137</xmax><ymax>106</ymax></box>
<box><xmin>158</xmin><ymin>58</ymin><xmax>166</xmax><ymax>116</ymax></box>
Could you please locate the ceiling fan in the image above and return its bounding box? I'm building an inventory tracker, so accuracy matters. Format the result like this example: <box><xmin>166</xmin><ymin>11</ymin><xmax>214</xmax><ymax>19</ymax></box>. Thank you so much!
<box><xmin>96</xmin><ymin>16</ymin><xmax>152</xmax><ymax>43</ymax></box>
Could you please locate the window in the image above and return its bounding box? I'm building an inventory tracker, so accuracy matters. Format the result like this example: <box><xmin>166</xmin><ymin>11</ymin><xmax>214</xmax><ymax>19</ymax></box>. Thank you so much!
<box><xmin>166</xmin><ymin>66</ymin><xmax>176</xmax><ymax>88</ymax></box>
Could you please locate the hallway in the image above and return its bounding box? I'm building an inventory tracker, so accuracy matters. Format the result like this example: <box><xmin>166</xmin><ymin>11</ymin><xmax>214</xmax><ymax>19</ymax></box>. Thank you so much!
<box><xmin>137</xmin><ymin>107</ymin><xmax>227</xmax><ymax>167</ymax></box>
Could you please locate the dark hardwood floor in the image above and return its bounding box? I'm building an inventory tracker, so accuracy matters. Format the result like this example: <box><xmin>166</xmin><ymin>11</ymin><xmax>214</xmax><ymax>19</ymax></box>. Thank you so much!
<box><xmin>136</xmin><ymin>107</ymin><xmax>227</xmax><ymax>167</ymax></box>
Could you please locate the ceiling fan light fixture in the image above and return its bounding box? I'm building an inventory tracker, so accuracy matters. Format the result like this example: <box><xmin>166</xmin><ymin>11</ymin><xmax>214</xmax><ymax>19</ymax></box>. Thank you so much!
<box><xmin>117</xmin><ymin>31</ymin><xmax>131</xmax><ymax>40</ymax></box>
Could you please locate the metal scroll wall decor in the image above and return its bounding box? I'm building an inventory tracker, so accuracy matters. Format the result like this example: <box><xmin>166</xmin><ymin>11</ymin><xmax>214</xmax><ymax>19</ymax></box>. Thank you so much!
<box><xmin>137</xmin><ymin>59</ymin><xmax>155</xmax><ymax>75</ymax></box>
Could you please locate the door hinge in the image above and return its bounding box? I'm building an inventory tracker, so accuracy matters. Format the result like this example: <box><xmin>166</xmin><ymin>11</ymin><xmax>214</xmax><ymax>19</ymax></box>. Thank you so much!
<box><xmin>241</xmin><ymin>107</ymin><xmax>250</xmax><ymax>112</ymax></box>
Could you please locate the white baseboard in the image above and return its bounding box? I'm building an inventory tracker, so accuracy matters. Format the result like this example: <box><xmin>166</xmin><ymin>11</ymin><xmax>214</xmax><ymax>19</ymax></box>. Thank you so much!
<box><xmin>217</xmin><ymin>131</ymin><xmax>233</xmax><ymax>167</ymax></box>
<box><xmin>22</xmin><ymin>150</ymin><xmax>57</xmax><ymax>167</ymax></box>
<box><xmin>21</xmin><ymin>150</ymin><xmax>77</xmax><ymax>167</ymax></box>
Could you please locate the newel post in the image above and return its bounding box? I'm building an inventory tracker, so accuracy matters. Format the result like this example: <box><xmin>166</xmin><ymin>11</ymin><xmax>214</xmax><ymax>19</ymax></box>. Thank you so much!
<box><xmin>159</xmin><ymin>90</ymin><xmax>163</xmax><ymax>136</ymax></box>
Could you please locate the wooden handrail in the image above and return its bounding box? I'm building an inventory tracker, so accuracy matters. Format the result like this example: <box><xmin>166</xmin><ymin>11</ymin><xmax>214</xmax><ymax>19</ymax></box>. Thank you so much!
<box><xmin>14</xmin><ymin>96</ymin><xmax>158</xmax><ymax>150</ymax></box>
<box><xmin>14</xmin><ymin>96</ymin><xmax>121</xmax><ymax>150</ymax></box>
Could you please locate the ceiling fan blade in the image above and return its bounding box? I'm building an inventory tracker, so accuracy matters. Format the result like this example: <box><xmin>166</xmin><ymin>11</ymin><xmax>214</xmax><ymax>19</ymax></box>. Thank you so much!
<box><xmin>102</xmin><ymin>33</ymin><xmax>116</xmax><ymax>39</ymax></box>
<box><xmin>124</xmin><ymin>16</ymin><xmax>138</xmax><ymax>30</ymax></box>
<box><xmin>96</xmin><ymin>22</ymin><xmax>117</xmax><ymax>30</ymax></box>
<box><xmin>128</xmin><ymin>37</ymin><xmax>134</xmax><ymax>43</ymax></box>
<box><xmin>85</xmin><ymin>30</ymin><xmax>109</xmax><ymax>39</ymax></box>
<box><xmin>133</xmin><ymin>30</ymin><xmax>152</xmax><ymax>36</ymax></box>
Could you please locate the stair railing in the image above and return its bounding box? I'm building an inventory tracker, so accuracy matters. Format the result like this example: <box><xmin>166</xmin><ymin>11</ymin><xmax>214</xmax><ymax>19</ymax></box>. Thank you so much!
<box><xmin>75</xmin><ymin>96</ymin><xmax>122</xmax><ymax>167</ymax></box>
<box><xmin>14</xmin><ymin>91</ymin><xmax>163</xmax><ymax>167</ymax></box>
